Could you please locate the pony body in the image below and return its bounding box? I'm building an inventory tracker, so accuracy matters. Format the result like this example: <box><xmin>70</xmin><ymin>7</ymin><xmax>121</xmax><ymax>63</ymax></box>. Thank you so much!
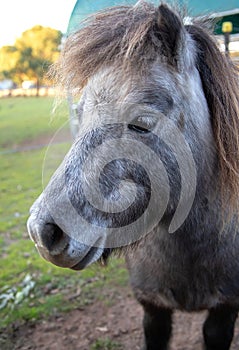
<box><xmin>28</xmin><ymin>2</ymin><xmax>239</xmax><ymax>349</ymax></box>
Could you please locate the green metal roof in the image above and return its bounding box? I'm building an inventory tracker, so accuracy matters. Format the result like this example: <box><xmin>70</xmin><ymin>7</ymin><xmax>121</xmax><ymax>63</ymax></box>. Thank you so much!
<box><xmin>67</xmin><ymin>1</ymin><xmax>239</xmax><ymax>35</ymax></box>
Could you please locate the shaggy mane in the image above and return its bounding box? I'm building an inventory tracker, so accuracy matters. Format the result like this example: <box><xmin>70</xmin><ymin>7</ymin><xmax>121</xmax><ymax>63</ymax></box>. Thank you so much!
<box><xmin>185</xmin><ymin>24</ymin><xmax>239</xmax><ymax>218</ymax></box>
<box><xmin>54</xmin><ymin>1</ymin><xmax>165</xmax><ymax>92</ymax></box>
<box><xmin>54</xmin><ymin>1</ymin><xmax>239</xmax><ymax>219</ymax></box>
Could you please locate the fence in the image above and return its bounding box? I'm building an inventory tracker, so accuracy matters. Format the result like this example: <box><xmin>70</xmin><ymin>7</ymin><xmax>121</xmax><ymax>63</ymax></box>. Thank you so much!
<box><xmin>0</xmin><ymin>87</ymin><xmax>55</xmax><ymax>98</ymax></box>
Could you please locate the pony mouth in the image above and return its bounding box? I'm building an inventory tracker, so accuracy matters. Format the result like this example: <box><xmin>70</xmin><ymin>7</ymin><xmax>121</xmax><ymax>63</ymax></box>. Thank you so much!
<box><xmin>70</xmin><ymin>247</ymin><xmax>104</xmax><ymax>270</ymax></box>
<box><xmin>35</xmin><ymin>242</ymin><xmax>104</xmax><ymax>270</ymax></box>
<box><xmin>27</xmin><ymin>214</ymin><xmax>107</xmax><ymax>270</ymax></box>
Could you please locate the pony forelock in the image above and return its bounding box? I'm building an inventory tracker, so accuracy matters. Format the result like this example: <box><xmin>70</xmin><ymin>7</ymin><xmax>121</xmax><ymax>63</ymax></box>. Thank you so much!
<box><xmin>52</xmin><ymin>2</ymin><xmax>239</xmax><ymax>220</ymax></box>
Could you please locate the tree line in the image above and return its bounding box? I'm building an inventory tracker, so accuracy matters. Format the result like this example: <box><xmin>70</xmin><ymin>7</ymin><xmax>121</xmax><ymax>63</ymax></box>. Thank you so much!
<box><xmin>0</xmin><ymin>26</ymin><xmax>62</xmax><ymax>94</ymax></box>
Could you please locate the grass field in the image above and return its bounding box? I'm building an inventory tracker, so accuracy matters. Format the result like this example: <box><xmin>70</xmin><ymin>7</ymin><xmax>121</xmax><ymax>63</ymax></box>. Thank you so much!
<box><xmin>0</xmin><ymin>97</ymin><xmax>128</xmax><ymax>331</ymax></box>
<box><xmin>0</xmin><ymin>97</ymin><xmax>68</xmax><ymax>150</ymax></box>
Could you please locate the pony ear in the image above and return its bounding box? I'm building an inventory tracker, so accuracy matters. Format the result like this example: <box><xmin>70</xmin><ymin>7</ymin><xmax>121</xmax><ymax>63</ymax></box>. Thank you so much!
<box><xmin>156</xmin><ymin>4</ymin><xmax>185</xmax><ymax>68</ymax></box>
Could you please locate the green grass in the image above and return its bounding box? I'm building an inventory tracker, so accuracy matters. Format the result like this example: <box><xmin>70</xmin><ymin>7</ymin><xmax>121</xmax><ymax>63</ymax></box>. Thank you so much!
<box><xmin>0</xmin><ymin>97</ymin><xmax>129</xmax><ymax>330</ymax></box>
<box><xmin>0</xmin><ymin>97</ymin><xmax>68</xmax><ymax>150</ymax></box>
<box><xmin>90</xmin><ymin>338</ymin><xmax>123</xmax><ymax>350</ymax></box>
<box><xmin>0</xmin><ymin>143</ymin><xmax>71</xmax><ymax>242</ymax></box>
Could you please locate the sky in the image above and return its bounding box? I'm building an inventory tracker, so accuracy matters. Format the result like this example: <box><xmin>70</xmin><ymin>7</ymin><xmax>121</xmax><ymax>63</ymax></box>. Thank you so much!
<box><xmin>0</xmin><ymin>0</ymin><xmax>77</xmax><ymax>47</ymax></box>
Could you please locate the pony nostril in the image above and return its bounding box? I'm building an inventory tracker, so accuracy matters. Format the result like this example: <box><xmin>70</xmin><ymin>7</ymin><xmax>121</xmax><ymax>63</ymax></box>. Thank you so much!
<box><xmin>41</xmin><ymin>223</ymin><xmax>69</xmax><ymax>255</ymax></box>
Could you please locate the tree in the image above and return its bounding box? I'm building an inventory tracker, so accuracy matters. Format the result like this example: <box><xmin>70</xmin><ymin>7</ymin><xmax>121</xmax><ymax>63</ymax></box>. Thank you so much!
<box><xmin>0</xmin><ymin>45</ymin><xmax>19</xmax><ymax>81</ymax></box>
<box><xmin>0</xmin><ymin>26</ymin><xmax>62</xmax><ymax>95</ymax></box>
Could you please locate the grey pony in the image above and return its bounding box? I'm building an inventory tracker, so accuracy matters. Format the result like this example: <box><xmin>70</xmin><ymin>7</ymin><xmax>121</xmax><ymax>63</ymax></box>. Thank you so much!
<box><xmin>27</xmin><ymin>2</ymin><xmax>239</xmax><ymax>349</ymax></box>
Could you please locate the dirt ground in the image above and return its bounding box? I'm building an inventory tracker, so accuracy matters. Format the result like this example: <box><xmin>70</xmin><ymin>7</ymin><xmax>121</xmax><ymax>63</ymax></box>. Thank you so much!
<box><xmin>2</xmin><ymin>286</ymin><xmax>239</xmax><ymax>350</ymax></box>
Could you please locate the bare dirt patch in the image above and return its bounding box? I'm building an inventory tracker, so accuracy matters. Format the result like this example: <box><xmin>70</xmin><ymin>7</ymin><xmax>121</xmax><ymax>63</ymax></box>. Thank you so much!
<box><xmin>2</xmin><ymin>286</ymin><xmax>239</xmax><ymax>350</ymax></box>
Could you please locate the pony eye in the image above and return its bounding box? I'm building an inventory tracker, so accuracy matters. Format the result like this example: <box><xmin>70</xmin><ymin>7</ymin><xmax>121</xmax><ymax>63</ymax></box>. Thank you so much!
<box><xmin>128</xmin><ymin>116</ymin><xmax>153</xmax><ymax>134</ymax></box>
<box><xmin>128</xmin><ymin>124</ymin><xmax>150</xmax><ymax>133</ymax></box>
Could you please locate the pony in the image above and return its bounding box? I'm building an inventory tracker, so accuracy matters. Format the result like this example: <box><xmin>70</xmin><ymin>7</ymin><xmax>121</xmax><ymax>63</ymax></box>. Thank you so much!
<box><xmin>27</xmin><ymin>2</ymin><xmax>239</xmax><ymax>349</ymax></box>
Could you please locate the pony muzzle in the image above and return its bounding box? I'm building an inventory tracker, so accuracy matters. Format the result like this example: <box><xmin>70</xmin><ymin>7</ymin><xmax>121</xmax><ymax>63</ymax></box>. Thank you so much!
<box><xmin>27</xmin><ymin>215</ymin><xmax>104</xmax><ymax>269</ymax></box>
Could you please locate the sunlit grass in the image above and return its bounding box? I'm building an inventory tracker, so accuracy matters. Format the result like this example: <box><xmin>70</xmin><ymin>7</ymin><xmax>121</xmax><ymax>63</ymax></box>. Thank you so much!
<box><xmin>0</xmin><ymin>97</ymin><xmax>68</xmax><ymax>150</ymax></box>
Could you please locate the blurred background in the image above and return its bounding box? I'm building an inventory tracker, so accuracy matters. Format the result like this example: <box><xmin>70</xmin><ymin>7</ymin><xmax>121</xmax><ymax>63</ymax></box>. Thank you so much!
<box><xmin>0</xmin><ymin>1</ymin><xmax>239</xmax><ymax>350</ymax></box>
